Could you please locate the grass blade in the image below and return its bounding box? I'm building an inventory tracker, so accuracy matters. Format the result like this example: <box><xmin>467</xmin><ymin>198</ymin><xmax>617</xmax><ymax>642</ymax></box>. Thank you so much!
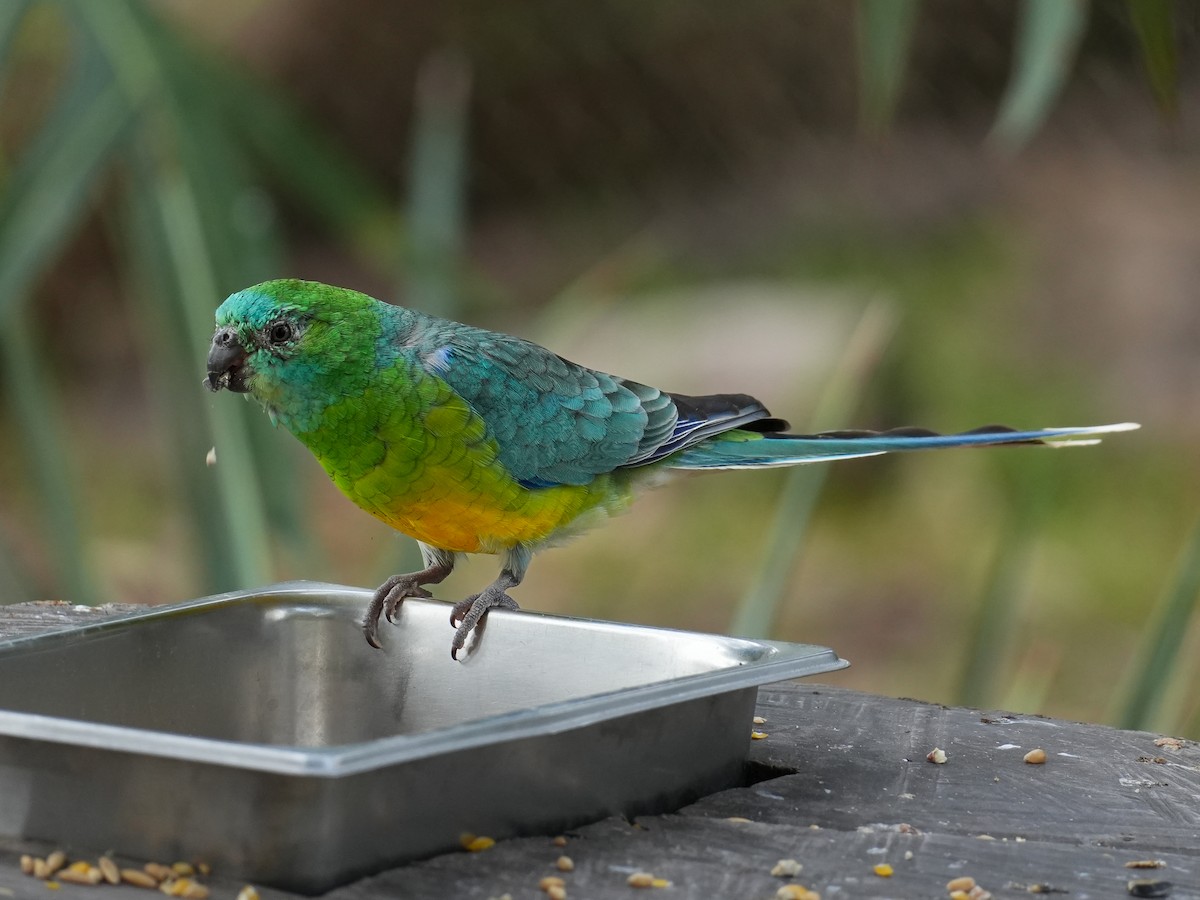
<box><xmin>730</xmin><ymin>298</ymin><xmax>898</xmax><ymax>638</ymax></box>
<box><xmin>404</xmin><ymin>48</ymin><xmax>471</xmax><ymax>319</ymax></box>
<box><xmin>856</xmin><ymin>0</ymin><xmax>920</xmax><ymax>137</ymax></box>
<box><xmin>1114</xmin><ymin>515</ymin><xmax>1200</xmax><ymax>732</ymax></box>
<box><xmin>989</xmin><ymin>0</ymin><xmax>1089</xmax><ymax>153</ymax></box>
<box><xmin>0</xmin><ymin>305</ymin><xmax>98</xmax><ymax>605</ymax></box>
<box><xmin>0</xmin><ymin>0</ymin><xmax>32</xmax><ymax>69</ymax></box>
<box><xmin>1126</xmin><ymin>0</ymin><xmax>1178</xmax><ymax>119</ymax></box>
<box><xmin>0</xmin><ymin>22</ymin><xmax>132</xmax><ymax>324</ymax></box>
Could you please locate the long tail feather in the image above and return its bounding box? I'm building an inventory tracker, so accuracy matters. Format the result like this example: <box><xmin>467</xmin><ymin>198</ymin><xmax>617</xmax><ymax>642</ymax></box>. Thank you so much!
<box><xmin>667</xmin><ymin>422</ymin><xmax>1140</xmax><ymax>470</ymax></box>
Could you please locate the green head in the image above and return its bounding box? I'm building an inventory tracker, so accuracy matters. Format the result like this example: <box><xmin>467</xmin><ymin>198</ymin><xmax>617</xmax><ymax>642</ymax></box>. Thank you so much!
<box><xmin>206</xmin><ymin>279</ymin><xmax>387</xmax><ymax>430</ymax></box>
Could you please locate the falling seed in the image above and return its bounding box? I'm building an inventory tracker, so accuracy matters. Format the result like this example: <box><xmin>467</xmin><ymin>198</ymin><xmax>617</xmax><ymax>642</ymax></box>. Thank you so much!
<box><xmin>205</xmin><ymin>447</ymin><xmax>217</xmax><ymax>467</ymax></box>
<box><xmin>927</xmin><ymin>747</ymin><xmax>948</xmax><ymax>764</ymax></box>
<box><xmin>1023</xmin><ymin>748</ymin><xmax>1047</xmax><ymax>765</ymax></box>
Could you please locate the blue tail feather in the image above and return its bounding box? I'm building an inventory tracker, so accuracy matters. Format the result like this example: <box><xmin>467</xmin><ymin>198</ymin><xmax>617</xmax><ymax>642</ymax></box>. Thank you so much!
<box><xmin>666</xmin><ymin>422</ymin><xmax>1140</xmax><ymax>470</ymax></box>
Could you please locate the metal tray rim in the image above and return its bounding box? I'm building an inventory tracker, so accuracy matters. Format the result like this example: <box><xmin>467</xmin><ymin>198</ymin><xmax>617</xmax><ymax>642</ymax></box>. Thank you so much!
<box><xmin>0</xmin><ymin>581</ymin><xmax>848</xmax><ymax>776</ymax></box>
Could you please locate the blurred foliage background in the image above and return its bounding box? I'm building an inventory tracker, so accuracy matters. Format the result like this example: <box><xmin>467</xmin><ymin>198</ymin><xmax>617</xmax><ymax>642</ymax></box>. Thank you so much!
<box><xmin>0</xmin><ymin>0</ymin><xmax>1198</xmax><ymax>734</ymax></box>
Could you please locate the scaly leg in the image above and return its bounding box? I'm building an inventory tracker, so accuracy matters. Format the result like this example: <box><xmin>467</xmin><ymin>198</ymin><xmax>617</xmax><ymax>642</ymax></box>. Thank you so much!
<box><xmin>363</xmin><ymin>543</ymin><xmax>456</xmax><ymax>649</ymax></box>
<box><xmin>448</xmin><ymin>545</ymin><xmax>530</xmax><ymax>660</ymax></box>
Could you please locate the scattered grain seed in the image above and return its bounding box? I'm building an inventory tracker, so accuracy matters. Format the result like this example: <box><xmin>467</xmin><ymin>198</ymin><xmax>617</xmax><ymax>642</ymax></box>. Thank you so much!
<box><xmin>552</xmin><ymin>835</ymin><xmax>568</xmax><ymax>847</ymax></box>
<box><xmin>753</xmin><ymin>716</ymin><xmax>766</xmax><ymax>725</ymax></box>
<box><xmin>775</xmin><ymin>885</ymin><xmax>818</xmax><ymax>900</ymax></box>
<box><xmin>927</xmin><ymin>747</ymin><xmax>947</xmax><ymax>764</ymax></box>
<box><xmin>949</xmin><ymin>892</ymin><xmax>970</xmax><ymax>900</ymax></box>
<box><xmin>196</xmin><ymin>863</ymin><xmax>211</xmax><ymax>877</ymax></box>
<box><xmin>547</xmin><ymin>886</ymin><xmax>567</xmax><ymax>900</ymax></box>
<box><xmin>627</xmin><ymin>872</ymin><xmax>656</xmax><ymax>887</ymax></box>
<box><xmin>652</xmin><ymin>879</ymin><xmax>671</xmax><ymax>888</ymax></box>
<box><xmin>873</xmin><ymin>863</ymin><xmax>893</xmax><ymax>877</ymax></box>
<box><xmin>946</xmin><ymin>876</ymin><xmax>977</xmax><ymax>892</ymax></box>
<box><xmin>1126</xmin><ymin>879</ymin><xmax>1172</xmax><ymax>898</ymax></box>
<box><xmin>1126</xmin><ymin>860</ymin><xmax>1166</xmax><ymax>869</ymax></box>
<box><xmin>725</xmin><ymin>817</ymin><xmax>753</xmax><ymax>823</ymax></box>
<box><xmin>44</xmin><ymin>881</ymin><xmax>60</xmax><ymax>890</ymax></box>
<box><xmin>556</xmin><ymin>855</ymin><xmax>575</xmax><ymax>872</ymax></box>
<box><xmin>160</xmin><ymin>877</ymin><xmax>209</xmax><ymax>899</ymax></box>
<box><xmin>205</xmin><ymin>447</ymin><xmax>217</xmax><ymax>467</ymax></box>
<box><xmin>44</xmin><ymin>851</ymin><xmax>66</xmax><ymax>877</ymax></box>
<box><xmin>967</xmin><ymin>887</ymin><xmax>992</xmax><ymax>900</ymax></box>
<box><xmin>539</xmin><ymin>876</ymin><xmax>566</xmax><ymax>891</ymax></box>
<box><xmin>1023</xmin><ymin>748</ymin><xmax>1047</xmax><ymax>765</ymax></box>
<box><xmin>98</xmin><ymin>856</ymin><xmax>120</xmax><ymax>885</ymax></box>
<box><xmin>1153</xmin><ymin>737</ymin><xmax>1184</xmax><ymax>750</ymax></box>
<box><xmin>33</xmin><ymin>859</ymin><xmax>51</xmax><ymax>880</ymax></box>
<box><xmin>235</xmin><ymin>888</ymin><xmax>260</xmax><ymax>900</ymax></box>
<box><xmin>464</xmin><ymin>836</ymin><xmax>495</xmax><ymax>852</ymax></box>
<box><xmin>19</xmin><ymin>855</ymin><xmax>33</xmax><ymax>876</ymax></box>
<box><xmin>121</xmin><ymin>868</ymin><xmax>160</xmax><ymax>888</ymax></box>
<box><xmin>771</xmin><ymin>859</ymin><xmax>803</xmax><ymax>878</ymax></box>
<box><xmin>751</xmin><ymin>731</ymin><xmax>768</xmax><ymax>740</ymax></box>
<box><xmin>145</xmin><ymin>862</ymin><xmax>173</xmax><ymax>881</ymax></box>
<box><xmin>172</xmin><ymin>862</ymin><xmax>196</xmax><ymax>877</ymax></box>
<box><xmin>57</xmin><ymin>867</ymin><xmax>102</xmax><ymax>886</ymax></box>
<box><xmin>65</xmin><ymin>861</ymin><xmax>91</xmax><ymax>875</ymax></box>
<box><xmin>904</xmin><ymin>850</ymin><xmax>914</xmax><ymax>860</ymax></box>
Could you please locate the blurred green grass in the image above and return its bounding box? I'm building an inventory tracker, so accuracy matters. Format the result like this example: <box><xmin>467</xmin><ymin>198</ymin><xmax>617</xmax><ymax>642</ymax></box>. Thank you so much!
<box><xmin>0</xmin><ymin>0</ymin><xmax>1196</xmax><ymax>737</ymax></box>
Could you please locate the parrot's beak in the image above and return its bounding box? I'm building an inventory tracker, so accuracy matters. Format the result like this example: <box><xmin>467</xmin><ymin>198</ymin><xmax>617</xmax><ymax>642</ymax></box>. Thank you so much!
<box><xmin>206</xmin><ymin>327</ymin><xmax>251</xmax><ymax>393</ymax></box>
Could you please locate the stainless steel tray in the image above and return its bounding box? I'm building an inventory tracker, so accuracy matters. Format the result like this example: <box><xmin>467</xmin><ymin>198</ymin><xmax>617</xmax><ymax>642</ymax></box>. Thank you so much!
<box><xmin>0</xmin><ymin>582</ymin><xmax>847</xmax><ymax>893</ymax></box>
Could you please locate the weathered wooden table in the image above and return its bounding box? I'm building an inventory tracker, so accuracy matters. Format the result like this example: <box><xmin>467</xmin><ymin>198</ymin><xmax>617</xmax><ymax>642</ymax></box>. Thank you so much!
<box><xmin>0</xmin><ymin>603</ymin><xmax>1195</xmax><ymax>900</ymax></box>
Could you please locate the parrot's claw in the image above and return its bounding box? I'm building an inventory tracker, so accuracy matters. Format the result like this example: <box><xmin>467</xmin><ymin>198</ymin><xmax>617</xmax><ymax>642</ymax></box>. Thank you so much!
<box><xmin>449</xmin><ymin>590</ymin><xmax>520</xmax><ymax>660</ymax></box>
<box><xmin>363</xmin><ymin>571</ymin><xmax>443</xmax><ymax>649</ymax></box>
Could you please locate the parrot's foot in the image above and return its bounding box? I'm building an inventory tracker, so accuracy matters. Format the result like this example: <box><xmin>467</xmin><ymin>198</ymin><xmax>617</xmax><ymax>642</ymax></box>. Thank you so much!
<box><xmin>449</xmin><ymin>589</ymin><xmax>520</xmax><ymax>660</ymax></box>
<box><xmin>363</xmin><ymin>561</ymin><xmax>453</xmax><ymax>649</ymax></box>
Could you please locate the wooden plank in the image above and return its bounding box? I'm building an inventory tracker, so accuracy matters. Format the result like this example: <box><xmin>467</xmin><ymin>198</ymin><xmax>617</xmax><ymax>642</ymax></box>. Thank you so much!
<box><xmin>0</xmin><ymin>601</ymin><xmax>139</xmax><ymax>638</ymax></box>
<box><xmin>0</xmin><ymin>603</ymin><xmax>1193</xmax><ymax>898</ymax></box>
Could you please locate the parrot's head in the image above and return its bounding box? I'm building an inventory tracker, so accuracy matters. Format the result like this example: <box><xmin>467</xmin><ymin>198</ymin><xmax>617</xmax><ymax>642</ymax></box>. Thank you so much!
<box><xmin>206</xmin><ymin>279</ymin><xmax>382</xmax><ymax>427</ymax></box>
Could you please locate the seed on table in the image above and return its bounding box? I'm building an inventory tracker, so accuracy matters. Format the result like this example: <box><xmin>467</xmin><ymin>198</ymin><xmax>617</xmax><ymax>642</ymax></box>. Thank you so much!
<box><xmin>1023</xmin><ymin>748</ymin><xmax>1047</xmax><ymax>764</ymax></box>
<box><xmin>556</xmin><ymin>855</ymin><xmax>575</xmax><ymax>872</ymax></box>
<box><xmin>121</xmin><ymin>867</ymin><xmax>160</xmax><ymax>888</ymax></box>
<box><xmin>98</xmin><ymin>856</ymin><xmax>121</xmax><ymax>884</ymax></box>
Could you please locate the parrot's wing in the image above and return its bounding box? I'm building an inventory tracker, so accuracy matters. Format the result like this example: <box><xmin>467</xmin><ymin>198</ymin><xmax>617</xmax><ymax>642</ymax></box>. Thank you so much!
<box><xmin>425</xmin><ymin>328</ymin><xmax>772</xmax><ymax>487</ymax></box>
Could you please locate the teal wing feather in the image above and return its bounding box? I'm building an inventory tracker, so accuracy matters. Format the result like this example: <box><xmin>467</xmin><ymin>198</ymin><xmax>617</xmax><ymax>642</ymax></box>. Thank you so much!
<box><xmin>421</xmin><ymin>324</ymin><xmax>677</xmax><ymax>486</ymax></box>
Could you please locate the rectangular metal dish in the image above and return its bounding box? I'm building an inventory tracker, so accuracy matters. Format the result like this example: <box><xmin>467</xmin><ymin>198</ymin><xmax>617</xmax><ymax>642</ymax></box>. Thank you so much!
<box><xmin>0</xmin><ymin>582</ymin><xmax>847</xmax><ymax>893</ymax></box>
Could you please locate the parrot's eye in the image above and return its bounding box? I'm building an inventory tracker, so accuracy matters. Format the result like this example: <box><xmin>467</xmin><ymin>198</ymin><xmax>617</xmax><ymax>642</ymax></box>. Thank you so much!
<box><xmin>267</xmin><ymin>321</ymin><xmax>295</xmax><ymax>346</ymax></box>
